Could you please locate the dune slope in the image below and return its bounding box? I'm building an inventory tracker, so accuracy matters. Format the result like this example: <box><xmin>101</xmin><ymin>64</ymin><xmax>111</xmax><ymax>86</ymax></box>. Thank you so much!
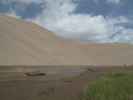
<box><xmin>0</xmin><ymin>15</ymin><xmax>133</xmax><ymax>65</ymax></box>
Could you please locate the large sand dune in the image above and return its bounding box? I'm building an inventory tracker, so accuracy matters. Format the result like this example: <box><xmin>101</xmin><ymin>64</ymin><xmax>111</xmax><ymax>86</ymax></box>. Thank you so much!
<box><xmin>0</xmin><ymin>15</ymin><xmax>133</xmax><ymax>65</ymax></box>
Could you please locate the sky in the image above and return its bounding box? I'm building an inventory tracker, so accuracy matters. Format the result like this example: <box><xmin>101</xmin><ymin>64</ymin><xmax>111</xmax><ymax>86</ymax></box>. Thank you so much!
<box><xmin>0</xmin><ymin>0</ymin><xmax>133</xmax><ymax>43</ymax></box>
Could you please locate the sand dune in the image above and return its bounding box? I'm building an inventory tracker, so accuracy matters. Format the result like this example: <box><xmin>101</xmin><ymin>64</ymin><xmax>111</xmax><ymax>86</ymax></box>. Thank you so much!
<box><xmin>0</xmin><ymin>15</ymin><xmax>133</xmax><ymax>65</ymax></box>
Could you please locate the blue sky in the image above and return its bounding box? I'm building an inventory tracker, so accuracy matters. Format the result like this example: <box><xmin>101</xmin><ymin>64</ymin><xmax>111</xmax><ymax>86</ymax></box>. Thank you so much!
<box><xmin>0</xmin><ymin>0</ymin><xmax>133</xmax><ymax>43</ymax></box>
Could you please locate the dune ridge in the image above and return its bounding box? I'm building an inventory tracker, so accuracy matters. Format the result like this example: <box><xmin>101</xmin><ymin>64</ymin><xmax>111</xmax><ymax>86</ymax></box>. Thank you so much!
<box><xmin>0</xmin><ymin>15</ymin><xmax>133</xmax><ymax>65</ymax></box>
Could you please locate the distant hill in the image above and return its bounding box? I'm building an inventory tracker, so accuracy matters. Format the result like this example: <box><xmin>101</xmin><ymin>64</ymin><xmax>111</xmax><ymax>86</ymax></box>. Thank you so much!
<box><xmin>0</xmin><ymin>15</ymin><xmax>133</xmax><ymax>66</ymax></box>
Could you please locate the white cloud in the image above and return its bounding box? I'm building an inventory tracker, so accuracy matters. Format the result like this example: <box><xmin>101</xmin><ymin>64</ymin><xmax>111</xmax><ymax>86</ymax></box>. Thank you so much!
<box><xmin>4</xmin><ymin>11</ymin><xmax>19</xmax><ymax>18</ymax></box>
<box><xmin>45</xmin><ymin>15</ymin><xmax>114</xmax><ymax>38</ymax></box>
<box><xmin>3</xmin><ymin>0</ymin><xmax>133</xmax><ymax>43</ymax></box>
<box><xmin>31</xmin><ymin>0</ymin><xmax>133</xmax><ymax>43</ymax></box>
<box><xmin>106</xmin><ymin>0</ymin><xmax>121</xmax><ymax>4</ymax></box>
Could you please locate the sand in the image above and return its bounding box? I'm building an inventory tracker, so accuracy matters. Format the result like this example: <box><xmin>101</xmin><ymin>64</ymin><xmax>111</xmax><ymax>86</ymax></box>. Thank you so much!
<box><xmin>0</xmin><ymin>66</ymin><xmax>133</xmax><ymax>100</ymax></box>
<box><xmin>1</xmin><ymin>15</ymin><xmax>133</xmax><ymax>99</ymax></box>
<box><xmin>0</xmin><ymin>15</ymin><xmax>133</xmax><ymax>65</ymax></box>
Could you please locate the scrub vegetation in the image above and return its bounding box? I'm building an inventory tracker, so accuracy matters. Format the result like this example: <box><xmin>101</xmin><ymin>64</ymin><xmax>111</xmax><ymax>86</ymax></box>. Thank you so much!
<box><xmin>82</xmin><ymin>72</ymin><xmax>133</xmax><ymax>100</ymax></box>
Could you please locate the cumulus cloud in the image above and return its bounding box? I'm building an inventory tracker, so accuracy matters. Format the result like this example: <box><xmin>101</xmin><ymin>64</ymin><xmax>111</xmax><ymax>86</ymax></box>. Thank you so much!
<box><xmin>30</xmin><ymin>0</ymin><xmax>133</xmax><ymax>43</ymax></box>
<box><xmin>106</xmin><ymin>0</ymin><xmax>121</xmax><ymax>4</ymax></box>
<box><xmin>2</xmin><ymin>0</ymin><xmax>133</xmax><ymax>43</ymax></box>
<box><xmin>3</xmin><ymin>9</ymin><xmax>22</xmax><ymax>19</ymax></box>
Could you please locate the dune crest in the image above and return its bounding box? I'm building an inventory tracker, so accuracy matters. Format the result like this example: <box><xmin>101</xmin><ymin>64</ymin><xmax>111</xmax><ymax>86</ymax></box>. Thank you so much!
<box><xmin>0</xmin><ymin>15</ymin><xmax>133</xmax><ymax>66</ymax></box>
